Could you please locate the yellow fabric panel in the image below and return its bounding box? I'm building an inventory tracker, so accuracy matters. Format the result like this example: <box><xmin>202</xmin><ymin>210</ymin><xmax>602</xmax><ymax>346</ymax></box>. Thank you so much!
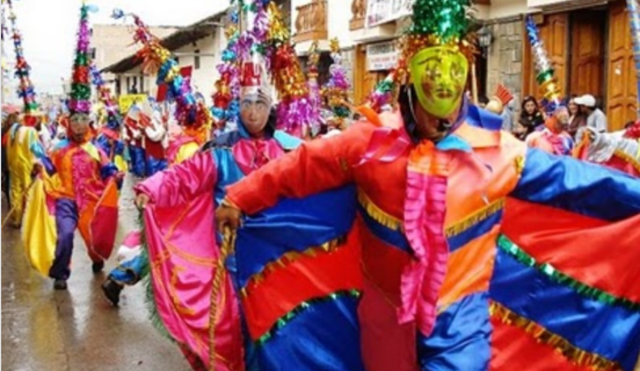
<box><xmin>21</xmin><ymin>178</ymin><xmax>57</xmax><ymax>277</ymax></box>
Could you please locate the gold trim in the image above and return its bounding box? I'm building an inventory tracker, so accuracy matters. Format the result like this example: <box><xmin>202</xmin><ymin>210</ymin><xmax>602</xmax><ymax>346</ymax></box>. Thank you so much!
<box><xmin>445</xmin><ymin>198</ymin><xmax>505</xmax><ymax>238</ymax></box>
<box><xmin>612</xmin><ymin>149</ymin><xmax>640</xmax><ymax>174</ymax></box>
<box><xmin>490</xmin><ymin>301</ymin><xmax>623</xmax><ymax>371</ymax></box>
<box><xmin>357</xmin><ymin>189</ymin><xmax>402</xmax><ymax>230</ymax></box>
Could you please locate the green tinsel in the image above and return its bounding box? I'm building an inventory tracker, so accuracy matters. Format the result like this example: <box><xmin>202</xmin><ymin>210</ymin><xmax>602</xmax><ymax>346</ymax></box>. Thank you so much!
<box><xmin>75</xmin><ymin>53</ymin><xmax>88</xmax><ymax>66</ymax></box>
<box><xmin>80</xmin><ymin>5</ymin><xmax>89</xmax><ymax>19</ymax></box>
<box><xmin>409</xmin><ymin>0</ymin><xmax>471</xmax><ymax>43</ymax></box>
<box><xmin>71</xmin><ymin>84</ymin><xmax>91</xmax><ymax>100</ymax></box>
<box><xmin>334</xmin><ymin>105</ymin><xmax>350</xmax><ymax>118</ymax></box>
<box><xmin>375</xmin><ymin>79</ymin><xmax>394</xmax><ymax>94</ymax></box>
<box><xmin>497</xmin><ymin>235</ymin><xmax>640</xmax><ymax>311</ymax></box>
<box><xmin>255</xmin><ymin>290</ymin><xmax>362</xmax><ymax>346</ymax></box>
<box><xmin>535</xmin><ymin>69</ymin><xmax>555</xmax><ymax>85</ymax></box>
<box><xmin>137</xmin><ymin>211</ymin><xmax>173</xmax><ymax>340</ymax></box>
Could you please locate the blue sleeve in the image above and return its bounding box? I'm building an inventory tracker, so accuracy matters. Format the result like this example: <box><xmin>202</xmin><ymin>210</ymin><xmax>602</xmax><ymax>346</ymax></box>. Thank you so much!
<box><xmin>29</xmin><ymin>139</ymin><xmax>56</xmax><ymax>175</ymax></box>
<box><xmin>510</xmin><ymin>148</ymin><xmax>640</xmax><ymax>221</ymax></box>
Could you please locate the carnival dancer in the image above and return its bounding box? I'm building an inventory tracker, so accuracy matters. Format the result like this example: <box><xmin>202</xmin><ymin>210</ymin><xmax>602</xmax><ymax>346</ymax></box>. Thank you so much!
<box><xmin>210</xmin><ymin>1</ymin><xmax>640</xmax><ymax>370</ymax></box>
<box><xmin>121</xmin><ymin>59</ymin><xmax>301</xmax><ymax>371</ymax></box>
<box><xmin>21</xmin><ymin>1</ymin><xmax>121</xmax><ymax>290</ymax></box>
<box><xmin>525</xmin><ymin>105</ymin><xmax>574</xmax><ymax>156</ymax></box>
<box><xmin>5</xmin><ymin>112</ymin><xmax>46</xmax><ymax>228</ymax></box>
<box><xmin>573</xmin><ymin>121</ymin><xmax>640</xmax><ymax>177</ymax></box>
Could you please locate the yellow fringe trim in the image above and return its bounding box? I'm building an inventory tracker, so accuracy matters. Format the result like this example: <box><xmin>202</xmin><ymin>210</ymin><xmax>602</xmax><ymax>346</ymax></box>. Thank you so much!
<box><xmin>357</xmin><ymin>189</ymin><xmax>402</xmax><ymax>231</ymax></box>
<box><xmin>239</xmin><ymin>236</ymin><xmax>347</xmax><ymax>298</ymax></box>
<box><xmin>445</xmin><ymin>198</ymin><xmax>505</xmax><ymax>238</ymax></box>
<box><xmin>612</xmin><ymin>149</ymin><xmax>640</xmax><ymax>174</ymax></box>
<box><xmin>490</xmin><ymin>302</ymin><xmax>623</xmax><ymax>371</ymax></box>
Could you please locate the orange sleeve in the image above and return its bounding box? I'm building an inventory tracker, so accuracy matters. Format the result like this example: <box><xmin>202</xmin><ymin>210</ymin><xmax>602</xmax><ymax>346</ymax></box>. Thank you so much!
<box><xmin>226</xmin><ymin>123</ymin><xmax>374</xmax><ymax>215</ymax></box>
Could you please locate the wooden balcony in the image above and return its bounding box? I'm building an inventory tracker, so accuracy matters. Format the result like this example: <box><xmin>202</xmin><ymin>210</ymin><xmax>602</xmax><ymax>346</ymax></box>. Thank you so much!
<box><xmin>293</xmin><ymin>0</ymin><xmax>328</xmax><ymax>44</ymax></box>
<box><xmin>350</xmin><ymin>0</ymin><xmax>367</xmax><ymax>31</ymax></box>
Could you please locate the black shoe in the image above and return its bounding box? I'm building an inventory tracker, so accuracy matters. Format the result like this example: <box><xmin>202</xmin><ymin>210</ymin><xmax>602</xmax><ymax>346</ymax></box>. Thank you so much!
<box><xmin>53</xmin><ymin>279</ymin><xmax>67</xmax><ymax>290</ymax></box>
<box><xmin>101</xmin><ymin>279</ymin><xmax>123</xmax><ymax>306</ymax></box>
<box><xmin>92</xmin><ymin>261</ymin><xmax>105</xmax><ymax>274</ymax></box>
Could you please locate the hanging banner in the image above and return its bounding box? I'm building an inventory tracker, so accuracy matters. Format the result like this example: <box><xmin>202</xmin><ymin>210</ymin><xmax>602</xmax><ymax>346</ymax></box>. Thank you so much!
<box><xmin>365</xmin><ymin>0</ymin><xmax>412</xmax><ymax>28</ymax></box>
<box><xmin>366</xmin><ymin>41</ymin><xmax>398</xmax><ymax>71</ymax></box>
<box><xmin>118</xmin><ymin>94</ymin><xmax>147</xmax><ymax>113</ymax></box>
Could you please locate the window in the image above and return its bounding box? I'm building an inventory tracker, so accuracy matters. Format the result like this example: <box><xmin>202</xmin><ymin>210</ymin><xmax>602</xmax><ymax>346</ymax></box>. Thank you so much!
<box><xmin>89</xmin><ymin>48</ymin><xmax>96</xmax><ymax>60</ymax></box>
<box><xmin>175</xmin><ymin>57</ymin><xmax>180</xmax><ymax>64</ymax></box>
<box><xmin>139</xmin><ymin>74</ymin><xmax>144</xmax><ymax>93</ymax></box>
<box><xmin>115</xmin><ymin>79</ymin><xmax>121</xmax><ymax>96</ymax></box>
<box><xmin>194</xmin><ymin>49</ymin><xmax>200</xmax><ymax>70</ymax></box>
<box><xmin>126</xmin><ymin>76</ymin><xmax>130</xmax><ymax>92</ymax></box>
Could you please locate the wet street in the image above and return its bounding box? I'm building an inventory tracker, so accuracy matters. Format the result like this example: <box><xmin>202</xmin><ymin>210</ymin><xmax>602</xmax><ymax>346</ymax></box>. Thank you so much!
<box><xmin>1</xmin><ymin>175</ymin><xmax>190</xmax><ymax>371</ymax></box>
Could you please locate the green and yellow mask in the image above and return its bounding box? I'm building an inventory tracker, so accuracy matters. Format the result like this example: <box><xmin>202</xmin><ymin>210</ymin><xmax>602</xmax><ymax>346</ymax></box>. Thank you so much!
<box><xmin>409</xmin><ymin>46</ymin><xmax>469</xmax><ymax>119</ymax></box>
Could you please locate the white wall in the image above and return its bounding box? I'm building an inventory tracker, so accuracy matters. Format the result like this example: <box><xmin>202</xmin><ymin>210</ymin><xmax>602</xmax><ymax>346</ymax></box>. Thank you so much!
<box><xmin>489</xmin><ymin>0</ymin><xmax>528</xmax><ymax>19</ymax></box>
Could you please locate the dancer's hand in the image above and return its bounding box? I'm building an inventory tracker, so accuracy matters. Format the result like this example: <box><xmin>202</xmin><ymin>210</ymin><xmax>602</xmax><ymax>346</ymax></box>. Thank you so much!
<box><xmin>135</xmin><ymin>194</ymin><xmax>150</xmax><ymax>209</ymax></box>
<box><xmin>216</xmin><ymin>199</ymin><xmax>242</xmax><ymax>232</ymax></box>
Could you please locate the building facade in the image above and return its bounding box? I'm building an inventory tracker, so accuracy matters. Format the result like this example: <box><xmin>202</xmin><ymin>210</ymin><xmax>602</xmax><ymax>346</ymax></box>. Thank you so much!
<box><xmin>292</xmin><ymin>0</ymin><xmax>637</xmax><ymax>131</ymax></box>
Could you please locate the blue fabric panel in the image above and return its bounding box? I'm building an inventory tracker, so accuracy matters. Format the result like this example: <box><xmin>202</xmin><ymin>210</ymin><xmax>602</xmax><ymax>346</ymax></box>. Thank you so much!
<box><xmin>418</xmin><ymin>292</ymin><xmax>491</xmax><ymax>371</ymax></box>
<box><xmin>234</xmin><ymin>185</ymin><xmax>357</xmax><ymax>289</ymax></box>
<box><xmin>510</xmin><ymin>148</ymin><xmax>640</xmax><ymax>221</ymax></box>
<box><xmin>357</xmin><ymin>203</ymin><xmax>412</xmax><ymax>253</ymax></box>
<box><xmin>254</xmin><ymin>294</ymin><xmax>366</xmax><ymax>371</ymax></box>
<box><xmin>490</xmin><ymin>248</ymin><xmax>640</xmax><ymax>370</ymax></box>
<box><xmin>446</xmin><ymin>210</ymin><xmax>503</xmax><ymax>252</ymax></box>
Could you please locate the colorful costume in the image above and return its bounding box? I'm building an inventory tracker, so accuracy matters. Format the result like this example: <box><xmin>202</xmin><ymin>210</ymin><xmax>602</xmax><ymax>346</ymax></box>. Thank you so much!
<box><xmin>42</xmin><ymin>137</ymin><xmax>120</xmax><ymax>280</ymax></box>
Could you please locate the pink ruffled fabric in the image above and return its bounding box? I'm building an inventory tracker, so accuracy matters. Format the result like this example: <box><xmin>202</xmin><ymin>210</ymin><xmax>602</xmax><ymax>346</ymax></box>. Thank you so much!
<box><xmin>402</xmin><ymin>149</ymin><xmax>451</xmax><ymax>336</ymax></box>
<box><xmin>232</xmin><ymin>138</ymin><xmax>285</xmax><ymax>175</ymax></box>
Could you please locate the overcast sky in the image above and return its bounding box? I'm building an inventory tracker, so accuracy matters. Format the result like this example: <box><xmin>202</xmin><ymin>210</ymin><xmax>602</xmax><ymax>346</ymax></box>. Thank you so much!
<box><xmin>2</xmin><ymin>0</ymin><xmax>228</xmax><ymax>100</ymax></box>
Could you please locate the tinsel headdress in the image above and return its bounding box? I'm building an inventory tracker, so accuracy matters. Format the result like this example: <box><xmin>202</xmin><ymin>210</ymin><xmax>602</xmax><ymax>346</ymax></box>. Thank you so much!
<box><xmin>90</xmin><ymin>62</ymin><xmax>121</xmax><ymax>139</ymax></box>
<box><xmin>112</xmin><ymin>9</ymin><xmax>212</xmax><ymax>142</ymax></box>
<box><xmin>368</xmin><ymin>0</ymin><xmax>475</xmax><ymax>112</ymax></box>
<box><xmin>6</xmin><ymin>0</ymin><xmax>39</xmax><ymax>117</ymax></box>
<box><xmin>69</xmin><ymin>1</ymin><xmax>95</xmax><ymax>115</ymax></box>
<box><xmin>321</xmin><ymin>38</ymin><xmax>351</xmax><ymax>128</ymax></box>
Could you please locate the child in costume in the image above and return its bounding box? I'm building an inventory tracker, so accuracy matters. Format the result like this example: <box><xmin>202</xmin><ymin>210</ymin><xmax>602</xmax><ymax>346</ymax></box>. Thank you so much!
<box><xmin>210</xmin><ymin>1</ymin><xmax>640</xmax><ymax>370</ymax></box>
<box><xmin>525</xmin><ymin>105</ymin><xmax>574</xmax><ymax>156</ymax></box>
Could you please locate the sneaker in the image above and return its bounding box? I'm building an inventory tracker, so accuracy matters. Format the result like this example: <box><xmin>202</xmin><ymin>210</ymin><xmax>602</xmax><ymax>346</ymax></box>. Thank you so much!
<box><xmin>101</xmin><ymin>279</ymin><xmax>123</xmax><ymax>306</ymax></box>
<box><xmin>92</xmin><ymin>261</ymin><xmax>105</xmax><ymax>274</ymax></box>
<box><xmin>53</xmin><ymin>279</ymin><xmax>67</xmax><ymax>290</ymax></box>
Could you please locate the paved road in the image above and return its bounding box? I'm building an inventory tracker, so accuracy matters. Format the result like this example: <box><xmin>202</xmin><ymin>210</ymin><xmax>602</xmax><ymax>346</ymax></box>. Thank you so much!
<box><xmin>1</xmin><ymin>175</ymin><xmax>190</xmax><ymax>371</ymax></box>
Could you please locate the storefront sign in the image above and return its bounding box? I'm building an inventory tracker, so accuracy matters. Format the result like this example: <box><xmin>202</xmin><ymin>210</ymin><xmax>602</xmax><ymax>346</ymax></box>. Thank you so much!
<box><xmin>365</xmin><ymin>0</ymin><xmax>412</xmax><ymax>28</ymax></box>
<box><xmin>366</xmin><ymin>42</ymin><xmax>398</xmax><ymax>71</ymax></box>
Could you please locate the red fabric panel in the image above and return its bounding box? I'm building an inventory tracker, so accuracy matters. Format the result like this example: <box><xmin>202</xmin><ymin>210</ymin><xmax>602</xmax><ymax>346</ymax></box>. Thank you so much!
<box><xmin>242</xmin><ymin>228</ymin><xmax>363</xmax><ymax>341</ymax></box>
<box><xmin>502</xmin><ymin>198</ymin><xmax>640</xmax><ymax>303</ymax></box>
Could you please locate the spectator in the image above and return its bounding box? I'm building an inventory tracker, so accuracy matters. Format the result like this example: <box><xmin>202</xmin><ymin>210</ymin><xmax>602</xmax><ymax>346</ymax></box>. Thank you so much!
<box><xmin>567</xmin><ymin>96</ymin><xmax>587</xmax><ymax>139</ymax></box>
<box><xmin>515</xmin><ymin>96</ymin><xmax>544</xmax><ymax>140</ymax></box>
<box><xmin>574</xmin><ymin>94</ymin><xmax>607</xmax><ymax>143</ymax></box>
